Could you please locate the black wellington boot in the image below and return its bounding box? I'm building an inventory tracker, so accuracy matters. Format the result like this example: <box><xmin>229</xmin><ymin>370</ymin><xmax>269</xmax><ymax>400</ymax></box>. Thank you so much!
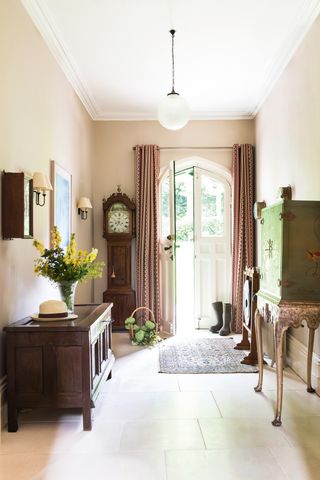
<box><xmin>209</xmin><ymin>301</ymin><xmax>223</xmax><ymax>333</ymax></box>
<box><xmin>219</xmin><ymin>303</ymin><xmax>232</xmax><ymax>336</ymax></box>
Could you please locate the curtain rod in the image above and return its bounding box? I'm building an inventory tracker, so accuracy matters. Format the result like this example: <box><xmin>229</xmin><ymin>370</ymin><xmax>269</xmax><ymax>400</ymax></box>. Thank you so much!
<box><xmin>132</xmin><ymin>146</ymin><xmax>233</xmax><ymax>151</ymax></box>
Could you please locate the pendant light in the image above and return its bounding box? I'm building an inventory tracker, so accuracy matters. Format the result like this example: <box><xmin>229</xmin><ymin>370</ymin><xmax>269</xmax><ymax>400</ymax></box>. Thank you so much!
<box><xmin>157</xmin><ymin>29</ymin><xmax>190</xmax><ymax>130</ymax></box>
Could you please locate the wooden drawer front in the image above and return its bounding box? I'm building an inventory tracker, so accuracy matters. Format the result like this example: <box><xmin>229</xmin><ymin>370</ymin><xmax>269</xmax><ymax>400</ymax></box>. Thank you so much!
<box><xmin>15</xmin><ymin>347</ymin><xmax>43</xmax><ymax>394</ymax></box>
<box><xmin>12</xmin><ymin>332</ymin><xmax>82</xmax><ymax>346</ymax></box>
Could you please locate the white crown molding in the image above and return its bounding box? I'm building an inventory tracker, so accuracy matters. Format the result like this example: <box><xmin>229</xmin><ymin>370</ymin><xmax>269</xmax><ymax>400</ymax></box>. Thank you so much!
<box><xmin>21</xmin><ymin>0</ymin><xmax>99</xmax><ymax>119</ymax></box>
<box><xmin>21</xmin><ymin>0</ymin><xmax>320</xmax><ymax>122</ymax></box>
<box><xmin>252</xmin><ymin>0</ymin><xmax>320</xmax><ymax>117</ymax></box>
<box><xmin>94</xmin><ymin>111</ymin><xmax>254</xmax><ymax>121</ymax></box>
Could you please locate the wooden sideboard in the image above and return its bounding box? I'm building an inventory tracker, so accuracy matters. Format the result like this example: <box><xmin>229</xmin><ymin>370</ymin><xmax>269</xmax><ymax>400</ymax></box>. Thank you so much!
<box><xmin>4</xmin><ymin>303</ymin><xmax>114</xmax><ymax>432</ymax></box>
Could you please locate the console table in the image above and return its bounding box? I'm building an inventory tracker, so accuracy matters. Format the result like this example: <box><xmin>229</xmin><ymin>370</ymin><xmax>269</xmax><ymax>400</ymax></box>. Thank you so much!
<box><xmin>4</xmin><ymin>303</ymin><xmax>114</xmax><ymax>432</ymax></box>
<box><xmin>254</xmin><ymin>297</ymin><xmax>320</xmax><ymax>426</ymax></box>
<box><xmin>254</xmin><ymin>199</ymin><xmax>320</xmax><ymax>426</ymax></box>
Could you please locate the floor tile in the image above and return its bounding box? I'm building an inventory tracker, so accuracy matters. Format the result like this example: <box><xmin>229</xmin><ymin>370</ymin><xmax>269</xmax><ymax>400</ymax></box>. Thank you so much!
<box><xmin>270</xmin><ymin>445</ymin><xmax>320</xmax><ymax>480</ymax></box>
<box><xmin>212</xmin><ymin>389</ymin><xmax>276</xmax><ymax>418</ymax></box>
<box><xmin>166</xmin><ymin>448</ymin><xmax>287</xmax><ymax>480</ymax></box>
<box><xmin>35</xmin><ymin>451</ymin><xmax>166</xmax><ymax>480</ymax></box>
<box><xmin>96</xmin><ymin>391</ymin><xmax>221</xmax><ymax>420</ymax></box>
<box><xmin>177</xmin><ymin>367</ymin><xmax>306</xmax><ymax>392</ymax></box>
<box><xmin>0</xmin><ymin>453</ymin><xmax>59</xmax><ymax>480</ymax></box>
<box><xmin>101</xmin><ymin>374</ymin><xmax>179</xmax><ymax>393</ymax></box>
<box><xmin>212</xmin><ymin>388</ymin><xmax>320</xmax><ymax>419</ymax></box>
<box><xmin>199</xmin><ymin>418</ymin><xmax>290</xmax><ymax>448</ymax></box>
<box><xmin>120</xmin><ymin>419</ymin><xmax>205</xmax><ymax>450</ymax></box>
<box><xmin>276</xmin><ymin>390</ymin><xmax>320</xmax><ymax>418</ymax></box>
<box><xmin>281</xmin><ymin>417</ymin><xmax>320</xmax><ymax>447</ymax></box>
<box><xmin>0</xmin><ymin>420</ymin><xmax>124</xmax><ymax>455</ymax></box>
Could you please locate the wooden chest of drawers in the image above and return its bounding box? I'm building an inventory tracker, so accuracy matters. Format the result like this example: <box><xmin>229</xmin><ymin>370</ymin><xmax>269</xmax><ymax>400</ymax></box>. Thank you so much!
<box><xmin>4</xmin><ymin>303</ymin><xmax>114</xmax><ymax>431</ymax></box>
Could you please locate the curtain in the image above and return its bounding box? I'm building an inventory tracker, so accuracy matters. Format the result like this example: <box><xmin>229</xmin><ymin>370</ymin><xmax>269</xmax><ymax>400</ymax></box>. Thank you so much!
<box><xmin>135</xmin><ymin>145</ymin><xmax>161</xmax><ymax>327</ymax></box>
<box><xmin>231</xmin><ymin>144</ymin><xmax>255</xmax><ymax>333</ymax></box>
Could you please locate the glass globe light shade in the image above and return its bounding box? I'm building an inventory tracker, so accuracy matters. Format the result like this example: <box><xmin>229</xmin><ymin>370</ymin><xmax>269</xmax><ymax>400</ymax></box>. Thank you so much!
<box><xmin>157</xmin><ymin>93</ymin><xmax>190</xmax><ymax>130</ymax></box>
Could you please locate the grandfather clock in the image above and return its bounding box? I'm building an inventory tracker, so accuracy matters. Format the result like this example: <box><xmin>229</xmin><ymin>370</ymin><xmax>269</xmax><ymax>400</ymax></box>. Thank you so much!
<box><xmin>102</xmin><ymin>187</ymin><xmax>136</xmax><ymax>329</ymax></box>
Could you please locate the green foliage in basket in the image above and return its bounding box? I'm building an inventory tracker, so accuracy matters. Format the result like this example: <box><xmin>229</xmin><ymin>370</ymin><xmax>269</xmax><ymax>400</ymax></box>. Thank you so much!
<box><xmin>124</xmin><ymin>316</ymin><xmax>161</xmax><ymax>346</ymax></box>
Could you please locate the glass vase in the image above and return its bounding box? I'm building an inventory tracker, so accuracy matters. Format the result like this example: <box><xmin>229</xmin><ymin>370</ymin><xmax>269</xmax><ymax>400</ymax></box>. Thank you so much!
<box><xmin>57</xmin><ymin>280</ymin><xmax>78</xmax><ymax>313</ymax></box>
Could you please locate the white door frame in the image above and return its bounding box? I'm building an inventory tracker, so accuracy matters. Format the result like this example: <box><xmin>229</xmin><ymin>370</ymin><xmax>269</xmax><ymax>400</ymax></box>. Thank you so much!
<box><xmin>159</xmin><ymin>156</ymin><xmax>232</xmax><ymax>334</ymax></box>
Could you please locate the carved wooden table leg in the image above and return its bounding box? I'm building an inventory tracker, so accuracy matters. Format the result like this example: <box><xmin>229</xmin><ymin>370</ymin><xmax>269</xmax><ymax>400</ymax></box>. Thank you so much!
<box><xmin>272</xmin><ymin>320</ymin><xmax>289</xmax><ymax>427</ymax></box>
<box><xmin>307</xmin><ymin>327</ymin><xmax>316</xmax><ymax>393</ymax></box>
<box><xmin>254</xmin><ymin>310</ymin><xmax>264</xmax><ymax>393</ymax></box>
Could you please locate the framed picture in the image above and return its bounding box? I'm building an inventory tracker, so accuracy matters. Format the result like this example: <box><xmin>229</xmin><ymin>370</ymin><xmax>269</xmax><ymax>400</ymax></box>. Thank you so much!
<box><xmin>50</xmin><ymin>160</ymin><xmax>72</xmax><ymax>249</ymax></box>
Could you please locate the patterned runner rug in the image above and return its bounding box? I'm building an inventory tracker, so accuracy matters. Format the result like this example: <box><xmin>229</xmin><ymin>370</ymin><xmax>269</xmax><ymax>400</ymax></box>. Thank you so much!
<box><xmin>159</xmin><ymin>337</ymin><xmax>258</xmax><ymax>374</ymax></box>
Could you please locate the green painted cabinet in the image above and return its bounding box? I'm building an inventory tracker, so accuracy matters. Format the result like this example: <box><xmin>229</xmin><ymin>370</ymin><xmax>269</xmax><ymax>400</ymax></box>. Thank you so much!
<box><xmin>259</xmin><ymin>200</ymin><xmax>320</xmax><ymax>304</ymax></box>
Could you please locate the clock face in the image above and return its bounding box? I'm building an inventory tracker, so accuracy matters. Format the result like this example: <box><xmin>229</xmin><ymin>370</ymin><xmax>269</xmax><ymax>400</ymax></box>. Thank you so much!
<box><xmin>108</xmin><ymin>203</ymin><xmax>130</xmax><ymax>233</ymax></box>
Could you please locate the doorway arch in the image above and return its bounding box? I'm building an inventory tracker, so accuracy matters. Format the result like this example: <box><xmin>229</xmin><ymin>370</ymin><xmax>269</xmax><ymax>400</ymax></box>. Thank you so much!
<box><xmin>159</xmin><ymin>156</ymin><xmax>232</xmax><ymax>334</ymax></box>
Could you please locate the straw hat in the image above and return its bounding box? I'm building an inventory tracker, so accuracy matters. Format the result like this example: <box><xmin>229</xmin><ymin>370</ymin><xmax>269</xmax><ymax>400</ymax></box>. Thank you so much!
<box><xmin>31</xmin><ymin>300</ymin><xmax>78</xmax><ymax>321</ymax></box>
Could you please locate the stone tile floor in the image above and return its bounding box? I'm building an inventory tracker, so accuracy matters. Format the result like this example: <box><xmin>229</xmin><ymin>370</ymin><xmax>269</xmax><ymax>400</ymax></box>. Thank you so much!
<box><xmin>1</xmin><ymin>331</ymin><xmax>320</xmax><ymax>479</ymax></box>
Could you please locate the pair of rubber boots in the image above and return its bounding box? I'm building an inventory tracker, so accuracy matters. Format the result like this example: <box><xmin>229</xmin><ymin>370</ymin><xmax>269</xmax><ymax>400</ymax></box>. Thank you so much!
<box><xmin>209</xmin><ymin>302</ymin><xmax>232</xmax><ymax>336</ymax></box>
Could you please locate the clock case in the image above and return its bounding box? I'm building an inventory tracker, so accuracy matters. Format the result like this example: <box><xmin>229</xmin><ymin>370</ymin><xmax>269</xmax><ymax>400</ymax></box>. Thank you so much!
<box><xmin>103</xmin><ymin>192</ymin><xmax>136</xmax><ymax>238</ymax></box>
<box><xmin>102</xmin><ymin>192</ymin><xmax>136</xmax><ymax>329</ymax></box>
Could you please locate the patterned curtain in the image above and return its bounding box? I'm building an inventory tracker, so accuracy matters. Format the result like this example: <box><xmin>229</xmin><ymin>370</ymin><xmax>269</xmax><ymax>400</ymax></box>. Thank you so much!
<box><xmin>231</xmin><ymin>144</ymin><xmax>255</xmax><ymax>333</ymax></box>
<box><xmin>135</xmin><ymin>145</ymin><xmax>161</xmax><ymax>327</ymax></box>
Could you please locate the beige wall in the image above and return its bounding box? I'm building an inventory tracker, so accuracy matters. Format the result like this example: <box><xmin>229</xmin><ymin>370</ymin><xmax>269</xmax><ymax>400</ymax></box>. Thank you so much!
<box><xmin>92</xmin><ymin>120</ymin><xmax>254</xmax><ymax>301</ymax></box>
<box><xmin>255</xmin><ymin>16</ymin><xmax>320</xmax><ymax>353</ymax></box>
<box><xmin>0</xmin><ymin>0</ymin><xmax>94</xmax><ymax>378</ymax></box>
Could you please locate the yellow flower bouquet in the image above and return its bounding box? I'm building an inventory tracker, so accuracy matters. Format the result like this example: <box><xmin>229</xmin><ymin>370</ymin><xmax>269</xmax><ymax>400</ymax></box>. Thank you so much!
<box><xmin>33</xmin><ymin>227</ymin><xmax>104</xmax><ymax>312</ymax></box>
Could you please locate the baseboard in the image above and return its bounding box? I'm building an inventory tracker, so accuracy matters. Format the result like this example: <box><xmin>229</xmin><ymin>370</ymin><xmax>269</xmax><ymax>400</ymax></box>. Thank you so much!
<box><xmin>286</xmin><ymin>334</ymin><xmax>320</xmax><ymax>394</ymax></box>
<box><xmin>0</xmin><ymin>375</ymin><xmax>7</xmax><ymax>433</ymax></box>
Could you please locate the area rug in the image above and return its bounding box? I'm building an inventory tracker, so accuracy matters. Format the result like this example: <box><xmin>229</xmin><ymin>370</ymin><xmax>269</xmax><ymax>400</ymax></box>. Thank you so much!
<box><xmin>158</xmin><ymin>338</ymin><xmax>258</xmax><ymax>374</ymax></box>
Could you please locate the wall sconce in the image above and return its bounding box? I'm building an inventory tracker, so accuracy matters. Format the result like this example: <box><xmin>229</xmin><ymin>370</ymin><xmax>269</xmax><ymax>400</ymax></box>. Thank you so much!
<box><xmin>77</xmin><ymin>197</ymin><xmax>92</xmax><ymax>220</ymax></box>
<box><xmin>33</xmin><ymin>172</ymin><xmax>53</xmax><ymax>207</ymax></box>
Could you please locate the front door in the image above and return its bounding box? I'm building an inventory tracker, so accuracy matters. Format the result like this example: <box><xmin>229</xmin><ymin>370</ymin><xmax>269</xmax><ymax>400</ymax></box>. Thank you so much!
<box><xmin>194</xmin><ymin>169</ymin><xmax>231</xmax><ymax>328</ymax></box>
<box><xmin>160</xmin><ymin>163</ymin><xmax>231</xmax><ymax>333</ymax></box>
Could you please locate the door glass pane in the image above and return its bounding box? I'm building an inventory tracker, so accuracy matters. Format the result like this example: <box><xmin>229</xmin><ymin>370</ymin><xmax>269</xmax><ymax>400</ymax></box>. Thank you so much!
<box><xmin>201</xmin><ymin>175</ymin><xmax>224</xmax><ymax>237</ymax></box>
<box><xmin>160</xmin><ymin>175</ymin><xmax>170</xmax><ymax>239</ymax></box>
<box><xmin>176</xmin><ymin>168</ymin><xmax>194</xmax><ymax>241</ymax></box>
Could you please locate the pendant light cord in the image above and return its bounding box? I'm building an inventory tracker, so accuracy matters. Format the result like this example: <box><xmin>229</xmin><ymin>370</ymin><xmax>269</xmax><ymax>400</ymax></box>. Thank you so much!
<box><xmin>169</xmin><ymin>29</ymin><xmax>176</xmax><ymax>95</ymax></box>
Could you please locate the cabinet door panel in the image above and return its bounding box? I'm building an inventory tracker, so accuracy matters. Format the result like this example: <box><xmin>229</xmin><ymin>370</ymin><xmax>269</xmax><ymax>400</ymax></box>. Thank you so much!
<box><xmin>54</xmin><ymin>346</ymin><xmax>82</xmax><ymax>393</ymax></box>
<box><xmin>15</xmin><ymin>347</ymin><xmax>43</xmax><ymax>394</ymax></box>
<box><xmin>260</xmin><ymin>202</ymin><xmax>283</xmax><ymax>301</ymax></box>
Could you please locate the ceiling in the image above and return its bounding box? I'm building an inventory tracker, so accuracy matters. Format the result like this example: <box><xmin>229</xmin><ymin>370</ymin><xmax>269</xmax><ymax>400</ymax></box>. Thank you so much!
<box><xmin>22</xmin><ymin>0</ymin><xmax>320</xmax><ymax>120</ymax></box>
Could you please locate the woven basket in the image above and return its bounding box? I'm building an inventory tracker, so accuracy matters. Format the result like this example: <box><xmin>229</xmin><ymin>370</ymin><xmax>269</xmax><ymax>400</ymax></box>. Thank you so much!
<box><xmin>128</xmin><ymin>306</ymin><xmax>156</xmax><ymax>340</ymax></box>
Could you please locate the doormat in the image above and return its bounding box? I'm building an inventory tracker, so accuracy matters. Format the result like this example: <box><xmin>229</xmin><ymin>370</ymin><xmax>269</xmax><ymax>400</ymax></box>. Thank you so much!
<box><xmin>159</xmin><ymin>338</ymin><xmax>258</xmax><ymax>374</ymax></box>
